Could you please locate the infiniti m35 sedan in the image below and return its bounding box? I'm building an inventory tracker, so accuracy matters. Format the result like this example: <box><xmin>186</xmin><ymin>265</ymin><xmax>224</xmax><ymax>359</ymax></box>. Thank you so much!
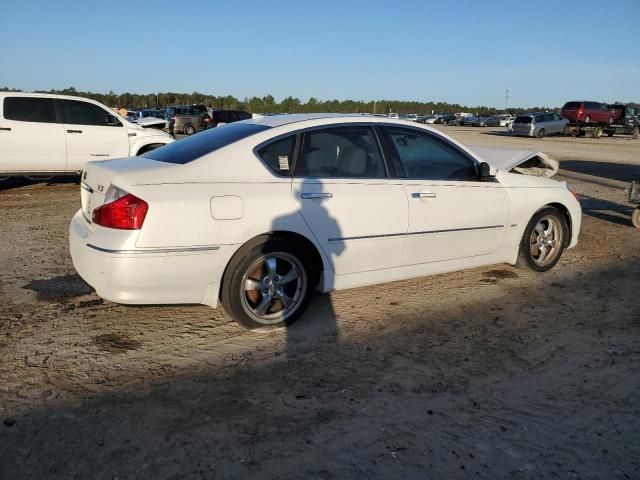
<box><xmin>70</xmin><ymin>114</ymin><xmax>581</xmax><ymax>329</ymax></box>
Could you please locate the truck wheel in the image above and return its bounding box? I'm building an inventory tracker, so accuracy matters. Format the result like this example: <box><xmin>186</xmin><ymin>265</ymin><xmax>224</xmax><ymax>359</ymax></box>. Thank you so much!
<box><xmin>537</xmin><ymin>128</ymin><xmax>545</xmax><ymax>139</ymax></box>
<box><xmin>592</xmin><ymin>127</ymin><xmax>603</xmax><ymax>139</ymax></box>
<box><xmin>184</xmin><ymin>124</ymin><xmax>196</xmax><ymax>136</ymax></box>
<box><xmin>584</xmin><ymin>115</ymin><xmax>591</xmax><ymax>124</ymax></box>
<box><xmin>632</xmin><ymin>208</ymin><xmax>640</xmax><ymax>228</ymax></box>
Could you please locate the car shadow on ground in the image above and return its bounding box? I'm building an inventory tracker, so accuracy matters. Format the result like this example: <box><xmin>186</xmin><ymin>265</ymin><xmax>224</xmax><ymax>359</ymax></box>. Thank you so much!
<box><xmin>579</xmin><ymin>194</ymin><xmax>634</xmax><ymax>227</ymax></box>
<box><xmin>22</xmin><ymin>274</ymin><xmax>93</xmax><ymax>301</ymax></box>
<box><xmin>561</xmin><ymin>160</ymin><xmax>640</xmax><ymax>184</ymax></box>
<box><xmin>0</xmin><ymin>176</ymin><xmax>79</xmax><ymax>192</ymax></box>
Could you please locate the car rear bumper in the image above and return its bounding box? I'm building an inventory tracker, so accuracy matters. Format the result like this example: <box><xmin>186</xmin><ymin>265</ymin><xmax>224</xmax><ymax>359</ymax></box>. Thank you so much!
<box><xmin>69</xmin><ymin>210</ymin><xmax>235</xmax><ymax>308</ymax></box>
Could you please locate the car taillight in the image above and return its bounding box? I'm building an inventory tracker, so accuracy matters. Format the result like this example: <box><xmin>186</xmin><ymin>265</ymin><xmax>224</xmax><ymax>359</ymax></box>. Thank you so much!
<box><xmin>92</xmin><ymin>186</ymin><xmax>148</xmax><ymax>230</ymax></box>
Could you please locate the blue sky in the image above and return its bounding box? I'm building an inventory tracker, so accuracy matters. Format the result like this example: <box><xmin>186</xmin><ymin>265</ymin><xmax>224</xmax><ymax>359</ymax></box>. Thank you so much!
<box><xmin>1</xmin><ymin>0</ymin><xmax>638</xmax><ymax>107</ymax></box>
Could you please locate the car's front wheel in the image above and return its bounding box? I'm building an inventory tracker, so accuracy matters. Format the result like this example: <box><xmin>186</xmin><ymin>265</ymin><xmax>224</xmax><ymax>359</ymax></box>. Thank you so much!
<box><xmin>516</xmin><ymin>207</ymin><xmax>568</xmax><ymax>272</ymax></box>
<box><xmin>221</xmin><ymin>238</ymin><xmax>314</xmax><ymax>329</ymax></box>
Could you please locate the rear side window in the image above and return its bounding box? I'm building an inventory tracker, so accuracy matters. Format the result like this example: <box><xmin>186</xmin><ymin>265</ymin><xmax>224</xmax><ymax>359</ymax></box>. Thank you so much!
<box><xmin>563</xmin><ymin>102</ymin><xmax>581</xmax><ymax>109</ymax></box>
<box><xmin>62</xmin><ymin>100</ymin><xmax>114</xmax><ymax>126</ymax></box>
<box><xmin>294</xmin><ymin>126</ymin><xmax>386</xmax><ymax>178</ymax></box>
<box><xmin>257</xmin><ymin>135</ymin><xmax>296</xmax><ymax>175</ymax></box>
<box><xmin>3</xmin><ymin>97</ymin><xmax>57</xmax><ymax>123</ymax></box>
<box><xmin>142</xmin><ymin>122</ymin><xmax>270</xmax><ymax>164</ymax></box>
<box><xmin>514</xmin><ymin>116</ymin><xmax>532</xmax><ymax>124</ymax></box>
<box><xmin>584</xmin><ymin>102</ymin><xmax>599</xmax><ymax>109</ymax></box>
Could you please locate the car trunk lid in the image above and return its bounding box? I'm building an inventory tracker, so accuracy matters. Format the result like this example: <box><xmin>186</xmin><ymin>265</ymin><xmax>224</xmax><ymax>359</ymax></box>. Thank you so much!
<box><xmin>80</xmin><ymin>156</ymin><xmax>177</xmax><ymax>221</ymax></box>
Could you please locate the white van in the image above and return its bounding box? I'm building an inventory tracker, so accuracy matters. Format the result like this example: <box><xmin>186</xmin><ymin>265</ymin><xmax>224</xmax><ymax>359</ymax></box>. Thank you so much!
<box><xmin>0</xmin><ymin>92</ymin><xmax>174</xmax><ymax>177</ymax></box>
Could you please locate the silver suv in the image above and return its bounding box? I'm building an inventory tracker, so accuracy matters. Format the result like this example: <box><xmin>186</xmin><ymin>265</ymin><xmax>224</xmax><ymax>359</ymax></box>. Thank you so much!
<box><xmin>511</xmin><ymin>112</ymin><xmax>568</xmax><ymax>138</ymax></box>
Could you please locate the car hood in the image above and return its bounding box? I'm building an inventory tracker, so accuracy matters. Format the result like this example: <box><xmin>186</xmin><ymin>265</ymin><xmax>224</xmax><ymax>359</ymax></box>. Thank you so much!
<box><xmin>469</xmin><ymin>145</ymin><xmax>559</xmax><ymax>178</ymax></box>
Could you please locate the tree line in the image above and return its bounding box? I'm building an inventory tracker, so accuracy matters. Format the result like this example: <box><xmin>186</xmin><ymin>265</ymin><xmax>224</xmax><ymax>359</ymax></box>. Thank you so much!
<box><xmin>2</xmin><ymin>86</ymin><xmax>635</xmax><ymax>115</ymax></box>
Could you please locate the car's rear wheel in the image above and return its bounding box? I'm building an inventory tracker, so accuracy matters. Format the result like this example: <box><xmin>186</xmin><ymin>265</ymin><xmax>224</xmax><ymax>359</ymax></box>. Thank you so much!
<box><xmin>516</xmin><ymin>207</ymin><xmax>568</xmax><ymax>272</ymax></box>
<box><xmin>537</xmin><ymin>128</ymin><xmax>545</xmax><ymax>138</ymax></box>
<box><xmin>221</xmin><ymin>238</ymin><xmax>314</xmax><ymax>329</ymax></box>
<box><xmin>184</xmin><ymin>124</ymin><xmax>196</xmax><ymax>135</ymax></box>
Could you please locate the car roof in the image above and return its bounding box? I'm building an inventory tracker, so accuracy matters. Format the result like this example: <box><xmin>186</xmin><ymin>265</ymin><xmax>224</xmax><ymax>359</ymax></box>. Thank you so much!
<box><xmin>244</xmin><ymin>113</ymin><xmax>391</xmax><ymax>128</ymax></box>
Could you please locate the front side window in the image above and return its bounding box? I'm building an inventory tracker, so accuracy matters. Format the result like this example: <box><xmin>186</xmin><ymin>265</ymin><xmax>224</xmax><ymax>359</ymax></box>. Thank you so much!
<box><xmin>384</xmin><ymin>127</ymin><xmax>477</xmax><ymax>181</ymax></box>
<box><xmin>294</xmin><ymin>126</ymin><xmax>386</xmax><ymax>179</ymax></box>
<box><xmin>62</xmin><ymin>100</ymin><xmax>118</xmax><ymax>126</ymax></box>
<box><xmin>3</xmin><ymin>97</ymin><xmax>57</xmax><ymax>123</ymax></box>
<box><xmin>257</xmin><ymin>135</ymin><xmax>296</xmax><ymax>175</ymax></box>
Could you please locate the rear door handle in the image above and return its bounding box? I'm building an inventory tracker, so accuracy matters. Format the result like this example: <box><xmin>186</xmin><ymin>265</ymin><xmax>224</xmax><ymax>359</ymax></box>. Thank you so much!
<box><xmin>0</xmin><ymin>127</ymin><xmax>11</xmax><ymax>131</ymax></box>
<box><xmin>411</xmin><ymin>192</ymin><xmax>437</xmax><ymax>199</ymax></box>
<box><xmin>67</xmin><ymin>129</ymin><xmax>83</xmax><ymax>134</ymax></box>
<box><xmin>301</xmin><ymin>192</ymin><xmax>333</xmax><ymax>199</ymax></box>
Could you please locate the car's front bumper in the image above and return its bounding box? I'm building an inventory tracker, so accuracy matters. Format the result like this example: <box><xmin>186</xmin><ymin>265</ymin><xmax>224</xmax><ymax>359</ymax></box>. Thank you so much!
<box><xmin>69</xmin><ymin>210</ymin><xmax>235</xmax><ymax>308</ymax></box>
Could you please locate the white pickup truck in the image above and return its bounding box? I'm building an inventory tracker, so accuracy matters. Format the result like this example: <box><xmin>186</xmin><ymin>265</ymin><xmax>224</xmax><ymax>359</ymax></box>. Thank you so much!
<box><xmin>0</xmin><ymin>92</ymin><xmax>173</xmax><ymax>178</ymax></box>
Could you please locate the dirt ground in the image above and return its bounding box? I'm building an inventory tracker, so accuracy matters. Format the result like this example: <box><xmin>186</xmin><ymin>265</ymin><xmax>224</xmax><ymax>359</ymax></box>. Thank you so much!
<box><xmin>1</xmin><ymin>126</ymin><xmax>639</xmax><ymax>479</ymax></box>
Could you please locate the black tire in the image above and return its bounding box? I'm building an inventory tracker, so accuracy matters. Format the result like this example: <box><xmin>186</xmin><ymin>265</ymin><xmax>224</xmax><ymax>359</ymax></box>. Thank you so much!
<box><xmin>584</xmin><ymin>115</ymin><xmax>591</xmax><ymax>124</ymax></box>
<box><xmin>592</xmin><ymin>127</ymin><xmax>603</xmax><ymax>139</ymax></box>
<box><xmin>183</xmin><ymin>124</ymin><xmax>196</xmax><ymax>136</ymax></box>
<box><xmin>632</xmin><ymin>208</ymin><xmax>640</xmax><ymax>229</ymax></box>
<box><xmin>537</xmin><ymin>128</ymin><xmax>545</xmax><ymax>139</ymax></box>
<box><xmin>516</xmin><ymin>207</ymin><xmax>568</xmax><ymax>272</ymax></box>
<box><xmin>221</xmin><ymin>237</ymin><xmax>315</xmax><ymax>330</ymax></box>
<box><xmin>607</xmin><ymin>132</ymin><xmax>614</xmax><ymax>137</ymax></box>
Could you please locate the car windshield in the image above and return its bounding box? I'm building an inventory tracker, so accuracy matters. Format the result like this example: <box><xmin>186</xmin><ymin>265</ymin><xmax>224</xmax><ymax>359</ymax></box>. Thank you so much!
<box><xmin>142</xmin><ymin>122</ymin><xmax>270</xmax><ymax>164</ymax></box>
<box><xmin>514</xmin><ymin>116</ymin><xmax>533</xmax><ymax>124</ymax></box>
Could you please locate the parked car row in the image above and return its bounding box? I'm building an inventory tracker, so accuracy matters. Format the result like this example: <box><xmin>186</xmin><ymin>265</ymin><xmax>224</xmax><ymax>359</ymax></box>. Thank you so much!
<box><xmin>165</xmin><ymin>104</ymin><xmax>252</xmax><ymax>135</ymax></box>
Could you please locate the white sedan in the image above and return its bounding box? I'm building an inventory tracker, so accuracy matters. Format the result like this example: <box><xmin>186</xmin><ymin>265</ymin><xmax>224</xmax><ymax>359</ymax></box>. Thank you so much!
<box><xmin>70</xmin><ymin>114</ymin><xmax>581</xmax><ymax>329</ymax></box>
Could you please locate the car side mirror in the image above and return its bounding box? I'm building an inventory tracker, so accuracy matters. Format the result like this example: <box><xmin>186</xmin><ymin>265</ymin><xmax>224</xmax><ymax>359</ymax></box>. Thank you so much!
<box><xmin>479</xmin><ymin>162</ymin><xmax>494</xmax><ymax>179</ymax></box>
<box><xmin>106</xmin><ymin>114</ymin><xmax>121</xmax><ymax>126</ymax></box>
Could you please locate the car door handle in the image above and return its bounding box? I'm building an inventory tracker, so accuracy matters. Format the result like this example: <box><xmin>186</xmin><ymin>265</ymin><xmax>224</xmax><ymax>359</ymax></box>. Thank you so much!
<box><xmin>67</xmin><ymin>129</ymin><xmax>83</xmax><ymax>134</ymax></box>
<box><xmin>301</xmin><ymin>192</ymin><xmax>333</xmax><ymax>199</ymax></box>
<box><xmin>412</xmin><ymin>192</ymin><xmax>437</xmax><ymax>198</ymax></box>
<box><xmin>0</xmin><ymin>127</ymin><xmax>11</xmax><ymax>131</ymax></box>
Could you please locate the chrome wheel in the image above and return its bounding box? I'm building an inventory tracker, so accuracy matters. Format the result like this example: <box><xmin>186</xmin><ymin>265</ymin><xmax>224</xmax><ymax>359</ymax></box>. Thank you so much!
<box><xmin>529</xmin><ymin>215</ymin><xmax>563</xmax><ymax>267</ymax></box>
<box><xmin>240</xmin><ymin>252</ymin><xmax>307</xmax><ymax>325</ymax></box>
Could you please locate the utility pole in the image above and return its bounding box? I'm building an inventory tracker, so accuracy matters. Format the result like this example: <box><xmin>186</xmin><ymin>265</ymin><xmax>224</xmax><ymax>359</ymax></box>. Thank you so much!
<box><xmin>374</xmin><ymin>100</ymin><xmax>377</xmax><ymax>115</ymax></box>
<box><xmin>505</xmin><ymin>89</ymin><xmax>510</xmax><ymax>111</ymax></box>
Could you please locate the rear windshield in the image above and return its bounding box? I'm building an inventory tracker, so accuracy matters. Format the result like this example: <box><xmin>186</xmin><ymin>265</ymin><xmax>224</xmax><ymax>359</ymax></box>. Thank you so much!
<box><xmin>142</xmin><ymin>122</ymin><xmax>269</xmax><ymax>164</ymax></box>
<box><xmin>514</xmin><ymin>116</ymin><xmax>532</xmax><ymax>124</ymax></box>
<box><xmin>562</xmin><ymin>102</ymin><xmax>581</xmax><ymax>109</ymax></box>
